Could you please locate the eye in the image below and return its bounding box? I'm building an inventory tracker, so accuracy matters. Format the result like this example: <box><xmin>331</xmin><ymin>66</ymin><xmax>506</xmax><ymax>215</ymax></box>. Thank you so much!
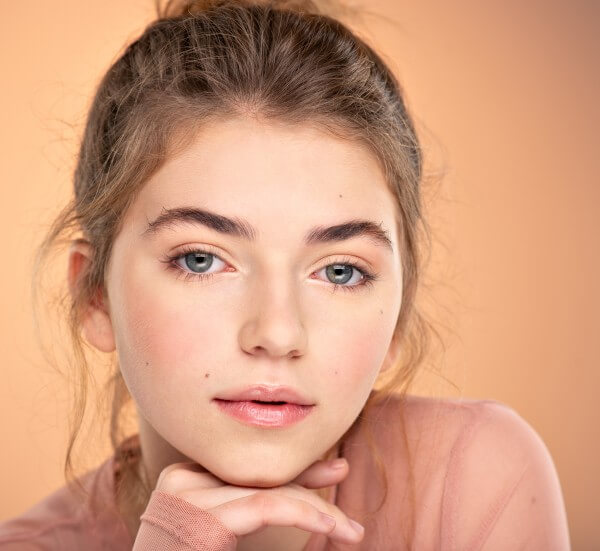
<box><xmin>160</xmin><ymin>247</ymin><xmax>379</xmax><ymax>292</ymax></box>
<box><xmin>312</xmin><ymin>260</ymin><xmax>378</xmax><ymax>293</ymax></box>
<box><xmin>159</xmin><ymin>244</ymin><xmax>228</xmax><ymax>283</ymax></box>
<box><xmin>175</xmin><ymin>250</ymin><xmax>226</xmax><ymax>275</ymax></box>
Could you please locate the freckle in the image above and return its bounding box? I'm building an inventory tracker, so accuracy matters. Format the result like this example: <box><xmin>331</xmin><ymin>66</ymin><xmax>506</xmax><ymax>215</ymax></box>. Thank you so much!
<box><xmin>339</xmin><ymin>194</ymin><xmax>343</xmax><ymax>198</ymax></box>
<box><xmin>334</xmin><ymin>370</ymin><xmax>338</xmax><ymax>375</ymax></box>
<box><xmin>531</xmin><ymin>496</ymin><xmax>536</xmax><ymax>505</ymax></box>
<box><xmin>205</xmin><ymin>372</ymin><xmax>210</xmax><ymax>378</ymax></box>
<box><xmin>145</xmin><ymin>361</ymin><xmax>149</xmax><ymax>366</ymax></box>
<box><xmin>380</xmin><ymin>309</ymin><xmax>383</xmax><ymax>314</ymax></box>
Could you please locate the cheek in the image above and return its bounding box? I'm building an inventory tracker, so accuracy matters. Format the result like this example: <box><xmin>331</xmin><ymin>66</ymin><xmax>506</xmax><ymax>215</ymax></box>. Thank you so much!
<box><xmin>314</xmin><ymin>305</ymin><xmax>396</xmax><ymax>397</ymax></box>
<box><xmin>109</xmin><ymin>259</ymin><xmax>226</xmax><ymax>396</ymax></box>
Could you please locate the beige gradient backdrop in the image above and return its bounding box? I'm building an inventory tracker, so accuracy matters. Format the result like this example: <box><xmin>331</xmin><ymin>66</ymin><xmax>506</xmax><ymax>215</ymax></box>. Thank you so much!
<box><xmin>1</xmin><ymin>1</ymin><xmax>598</xmax><ymax>549</ymax></box>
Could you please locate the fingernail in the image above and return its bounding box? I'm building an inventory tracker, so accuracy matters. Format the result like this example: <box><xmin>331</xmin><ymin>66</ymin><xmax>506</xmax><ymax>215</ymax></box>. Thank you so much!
<box><xmin>349</xmin><ymin>519</ymin><xmax>364</xmax><ymax>534</ymax></box>
<box><xmin>330</xmin><ymin>458</ymin><xmax>347</xmax><ymax>470</ymax></box>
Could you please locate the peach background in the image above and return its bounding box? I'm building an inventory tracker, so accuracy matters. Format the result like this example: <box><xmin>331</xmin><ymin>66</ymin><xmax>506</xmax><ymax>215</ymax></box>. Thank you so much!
<box><xmin>1</xmin><ymin>1</ymin><xmax>598</xmax><ymax>548</ymax></box>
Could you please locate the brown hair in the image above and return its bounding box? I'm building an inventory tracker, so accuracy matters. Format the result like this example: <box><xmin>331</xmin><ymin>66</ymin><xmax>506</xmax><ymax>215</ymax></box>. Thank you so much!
<box><xmin>32</xmin><ymin>0</ymin><xmax>446</xmax><ymax>545</ymax></box>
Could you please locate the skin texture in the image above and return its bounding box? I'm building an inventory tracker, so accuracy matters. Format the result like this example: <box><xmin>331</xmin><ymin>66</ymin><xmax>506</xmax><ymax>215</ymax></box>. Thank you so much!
<box><xmin>68</xmin><ymin>115</ymin><xmax>404</xmax><ymax>548</ymax></box>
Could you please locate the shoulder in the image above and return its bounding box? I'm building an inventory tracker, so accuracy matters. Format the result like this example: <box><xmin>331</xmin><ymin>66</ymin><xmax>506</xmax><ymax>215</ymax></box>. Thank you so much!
<box><xmin>403</xmin><ymin>395</ymin><xmax>552</xmax><ymax>465</ymax></box>
<box><xmin>370</xmin><ymin>393</ymin><xmax>554</xmax><ymax>464</ymax></box>
<box><xmin>377</xmin><ymin>393</ymin><xmax>565</xmax><ymax>504</ymax></box>
<box><xmin>0</xmin><ymin>456</ymin><xmax>130</xmax><ymax>550</ymax></box>
<box><xmin>418</xmin><ymin>396</ymin><xmax>563</xmax><ymax>501</ymax></box>
<box><xmin>363</xmin><ymin>394</ymin><xmax>570</xmax><ymax>549</ymax></box>
<box><xmin>365</xmin><ymin>393</ymin><xmax>523</xmax><ymax>455</ymax></box>
<box><xmin>0</xmin><ymin>483</ymin><xmax>82</xmax><ymax>548</ymax></box>
<box><xmin>390</xmin><ymin>395</ymin><xmax>571</xmax><ymax>550</ymax></box>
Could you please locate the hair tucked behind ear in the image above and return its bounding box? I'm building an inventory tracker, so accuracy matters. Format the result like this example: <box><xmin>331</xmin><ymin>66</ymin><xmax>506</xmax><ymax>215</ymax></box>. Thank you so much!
<box><xmin>32</xmin><ymin>0</ymin><xmax>447</xmax><ymax>546</ymax></box>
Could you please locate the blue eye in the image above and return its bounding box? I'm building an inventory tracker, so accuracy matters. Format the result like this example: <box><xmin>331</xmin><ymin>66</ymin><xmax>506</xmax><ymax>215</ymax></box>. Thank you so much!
<box><xmin>327</xmin><ymin>264</ymin><xmax>353</xmax><ymax>283</ymax></box>
<box><xmin>180</xmin><ymin>251</ymin><xmax>219</xmax><ymax>273</ymax></box>
<box><xmin>160</xmin><ymin>246</ymin><xmax>379</xmax><ymax>293</ymax></box>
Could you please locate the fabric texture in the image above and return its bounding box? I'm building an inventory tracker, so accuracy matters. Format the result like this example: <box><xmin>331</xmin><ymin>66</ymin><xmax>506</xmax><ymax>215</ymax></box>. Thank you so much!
<box><xmin>133</xmin><ymin>491</ymin><xmax>236</xmax><ymax>551</ymax></box>
<box><xmin>0</xmin><ymin>395</ymin><xmax>571</xmax><ymax>550</ymax></box>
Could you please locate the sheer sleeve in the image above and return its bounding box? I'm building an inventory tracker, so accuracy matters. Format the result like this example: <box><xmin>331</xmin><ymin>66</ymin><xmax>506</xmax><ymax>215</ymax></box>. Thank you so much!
<box><xmin>441</xmin><ymin>401</ymin><xmax>570</xmax><ymax>550</ymax></box>
<box><xmin>132</xmin><ymin>490</ymin><xmax>237</xmax><ymax>551</ymax></box>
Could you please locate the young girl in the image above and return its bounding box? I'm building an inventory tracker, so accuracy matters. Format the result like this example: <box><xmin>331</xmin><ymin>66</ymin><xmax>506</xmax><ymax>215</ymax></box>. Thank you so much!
<box><xmin>0</xmin><ymin>0</ymin><xmax>570</xmax><ymax>549</ymax></box>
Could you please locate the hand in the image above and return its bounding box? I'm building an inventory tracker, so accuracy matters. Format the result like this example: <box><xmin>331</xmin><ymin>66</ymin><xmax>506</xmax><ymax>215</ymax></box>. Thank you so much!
<box><xmin>150</xmin><ymin>457</ymin><xmax>364</xmax><ymax>544</ymax></box>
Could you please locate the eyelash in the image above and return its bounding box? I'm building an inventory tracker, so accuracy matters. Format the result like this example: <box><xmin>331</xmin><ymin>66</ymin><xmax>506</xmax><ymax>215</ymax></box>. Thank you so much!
<box><xmin>159</xmin><ymin>244</ymin><xmax>379</xmax><ymax>293</ymax></box>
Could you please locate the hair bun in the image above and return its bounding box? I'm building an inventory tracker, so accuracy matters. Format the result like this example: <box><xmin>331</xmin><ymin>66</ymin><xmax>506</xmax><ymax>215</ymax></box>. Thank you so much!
<box><xmin>156</xmin><ymin>0</ymin><xmax>326</xmax><ymax>18</ymax></box>
<box><xmin>154</xmin><ymin>0</ymin><xmax>359</xmax><ymax>21</ymax></box>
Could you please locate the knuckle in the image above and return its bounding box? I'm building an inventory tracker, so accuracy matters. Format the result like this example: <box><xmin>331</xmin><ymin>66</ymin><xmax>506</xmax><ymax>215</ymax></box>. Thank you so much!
<box><xmin>156</xmin><ymin>464</ymin><xmax>190</xmax><ymax>490</ymax></box>
<box><xmin>156</xmin><ymin>465</ymin><xmax>174</xmax><ymax>487</ymax></box>
<box><xmin>322</xmin><ymin>503</ymin><xmax>342</xmax><ymax>520</ymax></box>
<box><xmin>252</xmin><ymin>491</ymin><xmax>277</xmax><ymax>526</ymax></box>
<box><xmin>297</xmin><ymin>499</ymin><xmax>316</xmax><ymax>517</ymax></box>
<box><xmin>159</xmin><ymin>463</ymin><xmax>183</xmax><ymax>477</ymax></box>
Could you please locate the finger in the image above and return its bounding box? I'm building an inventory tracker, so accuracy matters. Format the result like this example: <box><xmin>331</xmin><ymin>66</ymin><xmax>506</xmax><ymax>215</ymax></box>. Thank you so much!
<box><xmin>208</xmin><ymin>492</ymin><xmax>364</xmax><ymax>544</ymax></box>
<box><xmin>156</xmin><ymin>462</ymin><xmax>223</xmax><ymax>493</ymax></box>
<box><xmin>268</xmin><ymin>478</ymin><xmax>364</xmax><ymax>540</ymax></box>
<box><xmin>293</xmin><ymin>458</ymin><xmax>349</xmax><ymax>489</ymax></box>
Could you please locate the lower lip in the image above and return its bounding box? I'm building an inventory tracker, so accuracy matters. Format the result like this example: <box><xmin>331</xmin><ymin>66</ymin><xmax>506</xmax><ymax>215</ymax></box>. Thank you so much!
<box><xmin>214</xmin><ymin>399</ymin><xmax>315</xmax><ymax>427</ymax></box>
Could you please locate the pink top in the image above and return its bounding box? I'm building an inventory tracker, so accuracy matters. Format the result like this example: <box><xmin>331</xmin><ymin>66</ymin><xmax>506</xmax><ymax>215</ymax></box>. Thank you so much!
<box><xmin>0</xmin><ymin>395</ymin><xmax>571</xmax><ymax>550</ymax></box>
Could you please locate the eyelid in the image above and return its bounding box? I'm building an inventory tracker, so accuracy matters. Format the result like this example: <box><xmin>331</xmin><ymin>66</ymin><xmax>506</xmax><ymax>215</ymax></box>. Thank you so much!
<box><xmin>160</xmin><ymin>246</ymin><xmax>380</xmax><ymax>294</ymax></box>
<box><xmin>320</xmin><ymin>254</ymin><xmax>370</xmax><ymax>274</ymax></box>
<box><xmin>165</xmin><ymin>242</ymin><xmax>231</xmax><ymax>262</ymax></box>
<box><xmin>163</xmin><ymin>242</ymin><xmax>374</xmax><ymax>270</ymax></box>
<box><xmin>161</xmin><ymin>242</ymin><xmax>381</xmax><ymax>286</ymax></box>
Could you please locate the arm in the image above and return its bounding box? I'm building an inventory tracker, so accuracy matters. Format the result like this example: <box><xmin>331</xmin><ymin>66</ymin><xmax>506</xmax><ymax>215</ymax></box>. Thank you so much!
<box><xmin>132</xmin><ymin>491</ymin><xmax>237</xmax><ymax>551</ymax></box>
<box><xmin>441</xmin><ymin>401</ymin><xmax>571</xmax><ymax>551</ymax></box>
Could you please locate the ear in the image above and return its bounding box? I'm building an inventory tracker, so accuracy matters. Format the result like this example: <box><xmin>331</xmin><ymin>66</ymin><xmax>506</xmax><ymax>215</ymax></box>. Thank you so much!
<box><xmin>67</xmin><ymin>239</ymin><xmax>116</xmax><ymax>353</ymax></box>
<box><xmin>380</xmin><ymin>330</ymin><xmax>401</xmax><ymax>373</ymax></box>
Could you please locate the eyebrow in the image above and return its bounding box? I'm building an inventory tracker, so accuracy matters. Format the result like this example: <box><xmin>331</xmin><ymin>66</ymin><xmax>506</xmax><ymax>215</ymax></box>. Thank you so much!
<box><xmin>142</xmin><ymin>206</ymin><xmax>393</xmax><ymax>252</ymax></box>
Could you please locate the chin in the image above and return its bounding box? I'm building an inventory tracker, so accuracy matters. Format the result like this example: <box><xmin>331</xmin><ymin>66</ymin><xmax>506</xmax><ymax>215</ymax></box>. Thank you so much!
<box><xmin>209</xmin><ymin>462</ymin><xmax>301</xmax><ymax>489</ymax></box>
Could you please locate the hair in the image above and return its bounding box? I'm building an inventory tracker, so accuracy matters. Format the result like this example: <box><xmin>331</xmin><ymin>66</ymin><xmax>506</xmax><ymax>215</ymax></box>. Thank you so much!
<box><xmin>32</xmin><ymin>0</ymin><xmax>449</xmax><ymax>546</ymax></box>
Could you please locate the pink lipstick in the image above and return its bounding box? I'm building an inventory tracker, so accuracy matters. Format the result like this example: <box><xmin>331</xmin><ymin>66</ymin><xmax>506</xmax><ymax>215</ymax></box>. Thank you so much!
<box><xmin>214</xmin><ymin>399</ymin><xmax>315</xmax><ymax>427</ymax></box>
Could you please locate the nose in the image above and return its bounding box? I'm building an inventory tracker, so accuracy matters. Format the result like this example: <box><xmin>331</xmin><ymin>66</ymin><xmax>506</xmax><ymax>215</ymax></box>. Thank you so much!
<box><xmin>238</xmin><ymin>279</ymin><xmax>307</xmax><ymax>360</ymax></box>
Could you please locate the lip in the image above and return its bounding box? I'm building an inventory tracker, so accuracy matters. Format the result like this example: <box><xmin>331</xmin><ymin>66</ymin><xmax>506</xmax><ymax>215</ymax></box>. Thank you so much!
<box><xmin>214</xmin><ymin>384</ymin><xmax>315</xmax><ymax>406</ymax></box>
<box><xmin>214</xmin><ymin>399</ymin><xmax>315</xmax><ymax>427</ymax></box>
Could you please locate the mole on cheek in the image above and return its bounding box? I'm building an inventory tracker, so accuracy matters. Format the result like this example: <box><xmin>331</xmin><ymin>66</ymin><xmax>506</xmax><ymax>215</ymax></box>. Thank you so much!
<box><xmin>339</xmin><ymin>194</ymin><xmax>343</xmax><ymax>198</ymax></box>
<box><xmin>380</xmin><ymin>309</ymin><xmax>383</xmax><ymax>314</ymax></box>
<box><xmin>205</xmin><ymin>372</ymin><xmax>210</xmax><ymax>378</ymax></box>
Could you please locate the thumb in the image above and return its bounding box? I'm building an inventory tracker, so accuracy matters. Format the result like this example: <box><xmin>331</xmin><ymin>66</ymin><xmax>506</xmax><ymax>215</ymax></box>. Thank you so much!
<box><xmin>292</xmin><ymin>458</ymin><xmax>349</xmax><ymax>489</ymax></box>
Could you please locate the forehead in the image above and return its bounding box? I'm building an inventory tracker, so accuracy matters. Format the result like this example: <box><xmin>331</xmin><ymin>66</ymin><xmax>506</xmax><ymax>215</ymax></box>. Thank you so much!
<box><xmin>132</xmin><ymin>116</ymin><xmax>399</xmax><ymax>244</ymax></box>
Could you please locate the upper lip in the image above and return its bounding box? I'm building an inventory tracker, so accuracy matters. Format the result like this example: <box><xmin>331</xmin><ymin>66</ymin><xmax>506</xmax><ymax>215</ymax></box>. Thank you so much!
<box><xmin>214</xmin><ymin>384</ymin><xmax>315</xmax><ymax>406</ymax></box>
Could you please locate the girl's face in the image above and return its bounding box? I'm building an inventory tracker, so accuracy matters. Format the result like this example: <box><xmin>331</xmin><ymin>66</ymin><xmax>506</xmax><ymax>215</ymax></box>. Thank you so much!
<box><xmin>96</xmin><ymin>116</ymin><xmax>403</xmax><ymax>486</ymax></box>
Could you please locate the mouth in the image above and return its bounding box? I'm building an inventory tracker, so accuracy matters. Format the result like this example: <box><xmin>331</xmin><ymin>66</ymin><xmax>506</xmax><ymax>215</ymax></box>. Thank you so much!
<box><xmin>215</xmin><ymin>399</ymin><xmax>289</xmax><ymax>405</ymax></box>
<box><xmin>213</xmin><ymin>384</ymin><xmax>315</xmax><ymax>406</ymax></box>
<box><xmin>213</xmin><ymin>398</ymin><xmax>315</xmax><ymax>427</ymax></box>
